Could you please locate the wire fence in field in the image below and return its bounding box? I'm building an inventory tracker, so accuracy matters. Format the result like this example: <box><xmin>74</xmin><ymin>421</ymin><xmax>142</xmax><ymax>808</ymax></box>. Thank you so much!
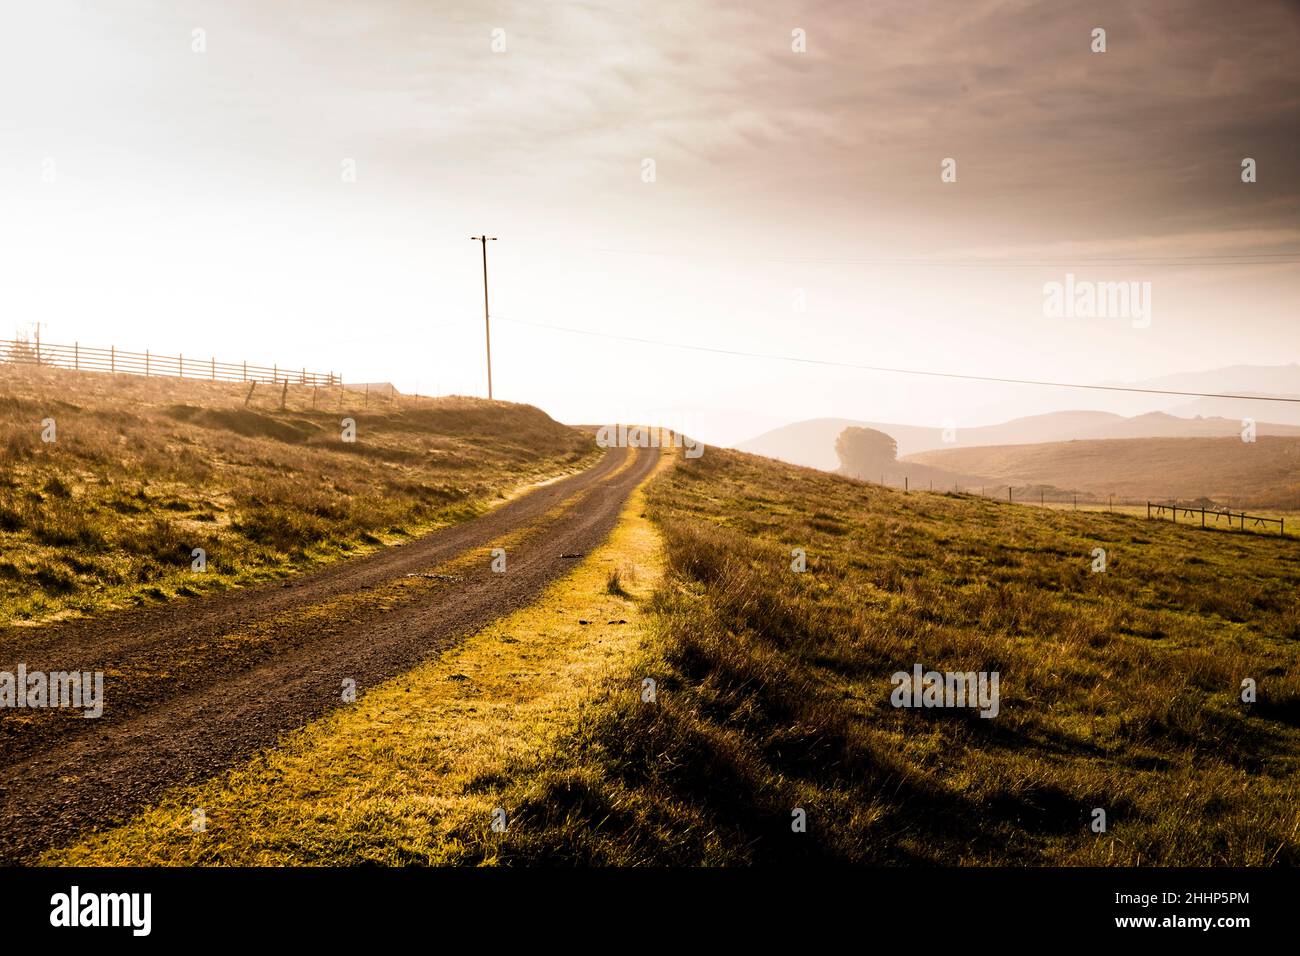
<box><xmin>872</xmin><ymin>474</ymin><xmax>1290</xmax><ymax>538</ymax></box>
<box><xmin>0</xmin><ymin>338</ymin><xmax>340</xmax><ymax>388</ymax></box>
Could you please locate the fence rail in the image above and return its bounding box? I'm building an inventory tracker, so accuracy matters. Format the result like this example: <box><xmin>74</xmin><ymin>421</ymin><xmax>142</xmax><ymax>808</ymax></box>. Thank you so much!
<box><xmin>1148</xmin><ymin>501</ymin><xmax>1285</xmax><ymax>536</ymax></box>
<box><xmin>0</xmin><ymin>339</ymin><xmax>340</xmax><ymax>388</ymax></box>
<box><xmin>870</xmin><ymin>475</ymin><xmax>1290</xmax><ymax>538</ymax></box>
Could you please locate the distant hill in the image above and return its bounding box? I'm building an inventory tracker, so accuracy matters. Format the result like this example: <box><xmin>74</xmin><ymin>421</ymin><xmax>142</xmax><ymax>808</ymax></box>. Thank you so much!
<box><xmin>1120</xmin><ymin>363</ymin><xmax>1300</xmax><ymax>396</ymax></box>
<box><xmin>904</xmin><ymin>436</ymin><xmax>1300</xmax><ymax>508</ymax></box>
<box><xmin>1123</xmin><ymin>364</ymin><xmax>1300</xmax><ymax>425</ymax></box>
<box><xmin>1165</xmin><ymin>396</ymin><xmax>1300</xmax><ymax>427</ymax></box>
<box><xmin>735</xmin><ymin>410</ymin><xmax>1300</xmax><ymax>471</ymax></box>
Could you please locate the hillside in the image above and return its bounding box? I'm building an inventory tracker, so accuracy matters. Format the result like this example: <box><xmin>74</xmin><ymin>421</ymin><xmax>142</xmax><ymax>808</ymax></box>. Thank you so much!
<box><xmin>0</xmin><ymin>363</ymin><xmax>592</xmax><ymax>624</ymax></box>
<box><xmin>905</xmin><ymin>436</ymin><xmax>1300</xmax><ymax>508</ymax></box>
<box><xmin>736</xmin><ymin>409</ymin><xmax>1300</xmax><ymax>471</ymax></box>
<box><xmin>361</xmin><ymin>444</ymin><xmax>1299</xmax><ymax>866</ymax></box>
<box><xmin>41</xmin><ymin>439</ymin><xmax>1300</xmax><ymax>867</ymax></box>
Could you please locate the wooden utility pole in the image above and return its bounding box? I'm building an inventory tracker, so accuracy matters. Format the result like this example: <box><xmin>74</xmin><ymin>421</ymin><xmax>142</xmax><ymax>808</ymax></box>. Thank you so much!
<box><xmin>471</xmin><ymin>235</ymin><xmax>498</xmax><ymax>400</ymax></box>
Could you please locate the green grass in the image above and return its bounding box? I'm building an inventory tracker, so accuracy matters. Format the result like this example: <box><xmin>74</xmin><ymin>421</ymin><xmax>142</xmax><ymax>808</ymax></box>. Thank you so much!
<box><xmin>0</xmin><ymin>363</ymin><xmax>593</xmax><ymax>625</ymax></box>
<box><xmin>442</xmin><ymin>446</ymin><xmax>1300</xmax><ymax>865</ymax></box>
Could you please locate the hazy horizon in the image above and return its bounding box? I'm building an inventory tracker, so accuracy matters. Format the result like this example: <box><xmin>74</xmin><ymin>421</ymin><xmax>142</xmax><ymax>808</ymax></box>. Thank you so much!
<box><xmin>2</xmin><ymin>0</ymin><xmax>1297</xmax><ymax>447</ymax></box>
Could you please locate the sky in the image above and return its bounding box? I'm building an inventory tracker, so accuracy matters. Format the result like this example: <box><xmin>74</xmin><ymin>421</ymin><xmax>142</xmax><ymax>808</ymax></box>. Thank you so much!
<box><xmin>1</xmin><ymin>0</ymin><xmax>1297</xmax><ymax>447</ymax></box>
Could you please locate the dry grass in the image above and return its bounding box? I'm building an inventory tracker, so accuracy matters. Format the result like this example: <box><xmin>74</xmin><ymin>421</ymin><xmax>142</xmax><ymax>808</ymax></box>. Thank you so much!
<box><xmin>906</xmin><ymin>435</ymin><xmax>1300</xmax><ymax>509</ymax></box>
<box><xmin>0</xmin><ymin>362</ymin><xmax>593</xmax><ymax>625</ymax></box>
<box><xmin>43</xmin><ymin>451</ymin><xmax>668</xmax><ymax>865</ymax></box>
<box><xmin>448</xmin><ymin>447</ymin><xmax>1300</xmax><ymax>865</ymax></box>
<box><xmin>30</xmin><ymin>420</ymin><xmax>1300</xmax><ymax>867</ymax></box>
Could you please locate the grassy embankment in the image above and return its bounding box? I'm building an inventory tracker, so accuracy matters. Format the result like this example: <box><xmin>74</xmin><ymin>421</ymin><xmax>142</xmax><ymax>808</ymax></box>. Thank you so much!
<box><xmin>0</xmin><ymin>363</ymin><xmax>593</xmax><ymax>626</ymax></box>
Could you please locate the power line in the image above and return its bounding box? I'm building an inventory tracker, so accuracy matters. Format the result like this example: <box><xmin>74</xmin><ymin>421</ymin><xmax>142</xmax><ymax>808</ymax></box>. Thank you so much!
<box><xmin>506</xmin><ymin>239</ymin><xmax>1300</xmax><ymax>268</ymax></box>
<box><xmin>496</xmin><ymin>315</ymin><xmax>1300</xmax><ymax>404</ymax></box>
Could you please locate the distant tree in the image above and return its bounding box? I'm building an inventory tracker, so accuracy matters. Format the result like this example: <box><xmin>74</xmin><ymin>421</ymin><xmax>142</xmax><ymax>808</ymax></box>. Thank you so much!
<box><xmin>835</xmin><ymin>427</ymin><xmax>898</xmax><ymax>478</ymax></box>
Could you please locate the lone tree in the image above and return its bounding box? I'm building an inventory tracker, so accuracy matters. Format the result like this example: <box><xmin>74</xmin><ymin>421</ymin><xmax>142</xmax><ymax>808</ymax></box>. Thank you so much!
<box><xmin>835</xmin><ymin>426</ymin><xmax>898</xmax><ymax>479</ymax></box>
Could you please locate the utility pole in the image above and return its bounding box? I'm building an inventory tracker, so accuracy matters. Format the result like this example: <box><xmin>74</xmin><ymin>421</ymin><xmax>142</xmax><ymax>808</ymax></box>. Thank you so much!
<box><xmin>471</xmin><ymin>235</ymin><xmax>497</xmax><ymax>400</ymax></box>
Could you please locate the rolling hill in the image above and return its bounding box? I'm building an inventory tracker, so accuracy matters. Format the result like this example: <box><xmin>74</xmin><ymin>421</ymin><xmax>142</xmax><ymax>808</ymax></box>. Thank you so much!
<box><xmin>0</xmin><ymin>362</ymin><xmax>592</xmax><ymax>624</ymax></box>
<box><xmin>737</xmin><ymin>410</ymin><xmax>1300</xmax><ymax>472</ymax></box>
<box><xmin>905</xmin><ymin>435</ymin><xmax>1300</xmax><ymax>508</ymax></box>
<box><xmin>415</xmin><ymin>445</ymin><xmax>1300</xmax><ymax>866</ymax></box>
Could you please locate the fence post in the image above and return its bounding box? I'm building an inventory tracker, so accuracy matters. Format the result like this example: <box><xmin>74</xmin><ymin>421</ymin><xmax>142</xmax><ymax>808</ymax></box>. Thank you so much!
<box><xmin>1008</xmin><ymin>487</ymin><xmax>1012</xmax><ymax>503</ymax></box>
<box><xmin>211</xmin><ymin>357</ymin><xmax>216</xmax><ymax>381</ymax></box>
<box><xmin>243</xmin><ymin>360</ymin><xmax>247</xmax><ymax>382</ymax></box>
<box><xmin>145</xmin><ymin>350</ymin><xmax>150</xmax><ymax>377</ymax></box>
<box><xmin>74</xmin><ymin>342</ymin><xmax>79</xmax><ymax>370</ymax></box>
<box><xmin>1201</xmin><ymin>507</ymin><xmax>1205</xmax><ymax>528</ymax></box>
<box><xmin>111</xmin><ymin>345</ymin><xmax>115</xmax><ymax>373</ymax></box>
<box><xmin>179</xmin><ymin>353</ymin><xmax>183</xmax><ymax>377</ymax></box>
<box><xmin>904</xmin><ymin>476</ymin><xmax>908</xmax><ymax>493</ymax></box>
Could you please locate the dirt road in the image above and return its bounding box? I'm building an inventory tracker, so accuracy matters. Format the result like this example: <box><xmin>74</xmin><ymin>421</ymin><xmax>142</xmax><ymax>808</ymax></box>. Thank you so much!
<box><xmin>0</xmin><ymin>444</ymin><xmax>659</xmax><ymax>862</ymax></box>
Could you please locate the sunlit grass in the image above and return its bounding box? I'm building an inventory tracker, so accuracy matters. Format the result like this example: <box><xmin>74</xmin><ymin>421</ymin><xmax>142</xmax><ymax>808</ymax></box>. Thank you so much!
<box><xmin>0</xmin><ymin>363</ymin><xmax>593</xmax><ymax>626</ymax></box>
<box><xmin>42</xmin><ymin>452</ymin><xmax>668</xmax><ymax>866</ymax></box>
<box><xmin>451</xmin><ymin>447</ymin><xmax>1300</xmax><ymax>865</ymax></box>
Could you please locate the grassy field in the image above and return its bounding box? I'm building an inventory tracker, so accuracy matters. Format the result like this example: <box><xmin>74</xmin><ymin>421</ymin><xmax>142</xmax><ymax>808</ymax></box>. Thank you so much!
<box><xmin>445</xmin><ymin>447</ymin><xmax>1300</xmax><ymax>865</ymax></box>
<box><xmin>0</xmin><ymin>363</ymin><xmax>592</xmax><ymax>626</ymax></box>
<box><xmin>905</xmin><ymin>435</ymin><xmax>1300</xmax><ymax>509</ymax></box>
<box><xmin>27</xmin><ymin>429</ymin><xmax>1300</xmax><ymax>866</ymax></box>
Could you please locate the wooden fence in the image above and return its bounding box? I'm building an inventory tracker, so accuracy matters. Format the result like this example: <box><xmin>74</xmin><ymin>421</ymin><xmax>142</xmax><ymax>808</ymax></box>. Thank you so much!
<box><xmin>1148</xmin><ymin>501</ymin><xmax>1285</xmax><ymax>536</ymax></box>
<box><xmin>0</xmin><ymin>338</ymin><xmax>340</xmax><ymax>388</ymax></box>
<box><xmin>873</xmin><ymin>475</ymin><xmax>1290</xmax><ymax>538</ymax></box>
